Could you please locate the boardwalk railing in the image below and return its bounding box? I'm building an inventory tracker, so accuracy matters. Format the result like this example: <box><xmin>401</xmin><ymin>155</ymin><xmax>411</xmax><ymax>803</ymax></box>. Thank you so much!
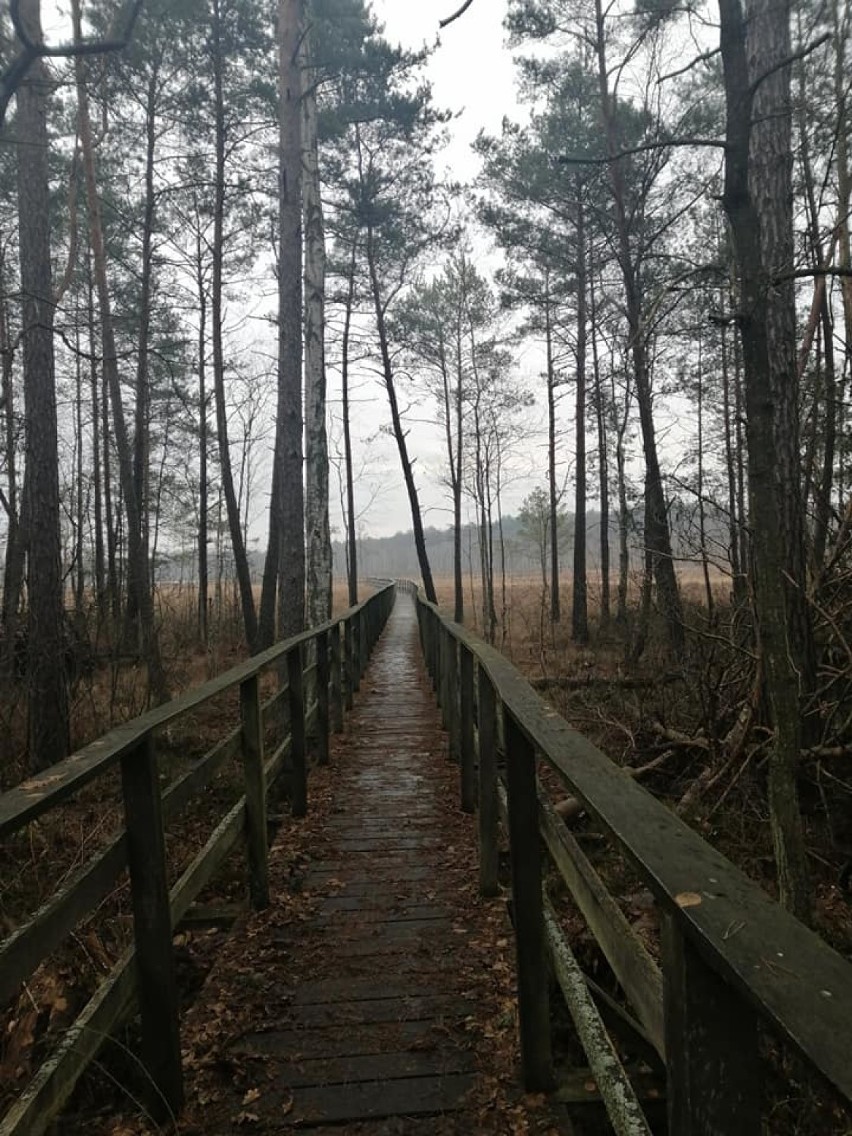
<box><xmin>414</xmin><ymin>589</ymin><xmax>852</xmax><ymax>1136</ymax></box>
<box><xmin>0</xmin><ymin>584</ymin><xmax>395</xmax><ymax>1136</ymax></box>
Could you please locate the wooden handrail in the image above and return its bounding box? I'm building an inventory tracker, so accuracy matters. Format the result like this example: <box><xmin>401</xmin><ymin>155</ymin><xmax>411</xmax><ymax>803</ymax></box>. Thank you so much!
<box><xmin>414</xmin><ymin>590</ymin><xmax>852</xmax><ymax>1133</ymax></box>
<box><xmin>0</xmin><ymin>584</ymin><xmax>396</xmax><ymax>1136</ymax></box>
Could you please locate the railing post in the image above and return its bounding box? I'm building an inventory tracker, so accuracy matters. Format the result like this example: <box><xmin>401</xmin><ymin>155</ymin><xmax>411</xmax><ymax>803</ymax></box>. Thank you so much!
<box><xmin>287</xmin><ymin>644</ymin><xmax>307</xmax><ymax>817</ymax></box>
<box><xmin>359</xmin><ymin>607</ymin><xmax>369</xmax><ymax>676</ymax></box>
<box><xmin>330</xmin><ymin>622</ymin><xmax>343</xmax><ymax>733</ymax></box>
<box><xmin>240</xmin><ymin>673</ymin><xmax>269</xmax><ymax>909</ymax></box>
<box><xmin>504</xmin><ymin>709</ymin><xmax>553</xmax><ymax>1092</ymax></box>
<box><xmin>316</xmin><ymin>628</ymin><xmax>330</xmax><ymax>766</ymax></box>
<box><xmin>459</xmin><ymin>644</ymin><xmax>475</xmax><ymax>813</ymax></box>
<box><xmin>477</xmin><ymin>669</ymin><xmax>500</xmax><ymax>897</ymax></box>
<box><xmin>120</xmin><ymin>733</ymin><xmax>184</xmax><ymax>1117</ymax></box>
<box><xmin>661</xmin><ymin>913</ymin><xmax>760</xmax><ymax>1134</ymax></box>
<box><xmin>438</xmin><ymin>626</ymin><xmax>449</xmax><ymax>721</ymax></box>
<box><xmin>343</xmin><ymin>617</ymin><xmax>354</xmax><ymax>709</ymax></box>
<box><xmin>446</xmin><ymin>633</ymin><xmax>459</xmax><ymax>760</ymax></box>
<box><xmin>353</xmin><ymin>614</ymin><xmax>362</xmax><ymax>692</ymax></box>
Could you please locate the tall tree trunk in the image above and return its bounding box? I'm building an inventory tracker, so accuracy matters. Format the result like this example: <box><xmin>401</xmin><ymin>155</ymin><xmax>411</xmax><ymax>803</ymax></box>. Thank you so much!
<box><xmin>341</xmin><ymin>237</ymin><xmax>358</xmax><ymax>607</ymax></box>
<box><xmin>74</xmin><ymin>0</ymin><xmax>168</xmax><ymax>702</ymax></box>
<box><xmin>544</xmin><ymin>275</ymin><xmax>560</xmax><ymax>624</ymax></box>
<box><xmin>195</xmin><ymin>222</ymin><xmax>209</xmax><ymax>648</ymax></box>
<box><xmin>260</xmin><ymin>0</ymin><xmax>304</xmax><ymax>644</ymax></box>
<box><xmin>302</xmin><ymin>25</ymin><xmax>332</xmax><ymax>628</ymax></box>
<box><xmin>718</xmin><ymin>0</ymin><xmax>809</xmax><ymax>919</ymax></box>
<box><xmin>209</xmin><ymin>0</ymin><xmax>258</xmax><ymax>649</ymax></box>
<box><xmin>747</xmin><ymin>0</ymin><xmax>814</xmax><ymax>694</ymax></box>
<box><xmin>15</xmin><ymin>0</ymin><xmax>70</xmax><ymax>768</ymax></box>
<box><xmin>589</xmin><ymin>254</ymin><xmax>610</xmax><ymax>629</ymax></box>
<box><xmin>572</xmin><ymin>186</ymin><xmax>589</xmax><ymax>643</ymax></box>
<box><xmin>0</xmin><ymin>245</ymin><xmax>25</xmax><ymax>667</ymax></box>
<box><xmin>86</xmin><ymin>247</ymin><xmax>106</xmax><ymax>623</ymax></box>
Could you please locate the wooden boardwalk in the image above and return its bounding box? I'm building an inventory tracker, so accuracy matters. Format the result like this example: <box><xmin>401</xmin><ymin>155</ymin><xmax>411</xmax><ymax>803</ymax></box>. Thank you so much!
<box><xmin>175</xmin><ymin>596</ymin><xmax>560</xmax><ymax>1134</ymax></box>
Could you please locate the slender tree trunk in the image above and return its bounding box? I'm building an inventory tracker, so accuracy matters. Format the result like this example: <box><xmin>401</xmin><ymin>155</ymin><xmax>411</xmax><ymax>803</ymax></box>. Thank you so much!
<box><xmin>0</xmin><ymin>247</ymin><xmax>25</xmax><ymax>665</ymax></box>
<box><xmin>195</xmin><ymin>226</ymin><xmax>209</xmax><ymax>648</ymax></box>
<box><xmin>589</xmin><ymin>256</ymin><xmax>610</xmax><ymax>629</ymax></box>
<box><xmin>302</xmin><ymin>26</ymin><xmax>332</xmax><ymax>628</ymax></box>
<box><xmin>544</xmin><ymin>276</ymin><xmax>560</xmax><ymax>623</ymax></box>
<box><xmin>572</xmin><ymin>186</ymin><xmax>589</xmax><ymax>643</ymax></box>
<box><xmin>718</xmin><ymin>0</ymin><xmax>810</xmax><ymax>919</ymax></box>
<box><xmin>15</xmin><ymin>0</ymin><xmax>70</xmax><ymax>768</ymax></box>
<box><xmin>341</xmin><ymin>238</ymin><xmax>358</xmax><ymax>607</ymax></box>
<box><xmin>696</xmin><ymin>332</ymin><xmax>715</xmax><ymax>620</ymax></box>
<box><xmin>209</xmin><ymin>0</ymin><xmax>257</xmax><ymax>649</ymax></box>
<box><xmin>86</xmin><ymin>248</ymin><xmax>106</xmax><ymax>623</ymax></box>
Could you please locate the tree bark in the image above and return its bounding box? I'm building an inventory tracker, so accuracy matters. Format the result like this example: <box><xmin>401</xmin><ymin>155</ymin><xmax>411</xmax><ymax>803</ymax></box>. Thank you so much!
<box><xmin>209</xmin><ymin>0</ymin><xmax>258</xmax><ymax>649</ymax></box>
<box><xmin>341</xmin><ymin>237</ymin><xmax>358</xmax><ymax>607</ymax></box>
<box><xmin>718</xmin><ymin>0</ymin><xmax>810</xmax><ymax>919</ymax></box>
<box><xmin>571</xmin><ymin>185</ymin><xmax>589</xmax><ymax>644</ymax></box>
<box><xmin>15</xmin><ymin>0</ymin><xmax>70</xmax><ymax>768</ymax></box>
<box><xmin>260</xmin><ymin>0</ymin><xmax>304</xmax><ymax>644</ymax></box>
<box><xmin>302</xmin><ymin>24</ymin><xmax>332</xmax><ymax>627</ymax></box>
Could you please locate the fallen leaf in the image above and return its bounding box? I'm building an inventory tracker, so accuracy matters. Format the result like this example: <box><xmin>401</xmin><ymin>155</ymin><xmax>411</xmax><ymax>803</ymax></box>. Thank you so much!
<box><xmin>675</xmin><ymin>891</ymin><xmax>703</xmax><ymax>908</ymax></box>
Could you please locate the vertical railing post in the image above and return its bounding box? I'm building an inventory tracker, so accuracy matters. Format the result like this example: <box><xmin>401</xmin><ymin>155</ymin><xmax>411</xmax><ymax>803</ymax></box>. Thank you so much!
<box><xmin>330</xmin><ymin>621</ymin><xmax>343</xmax><ymax>733</ymax></box>
<box><xmin>459</xmin><ymin>644</ymin><xmax>475</xmax><ymax>813</ymax></box>
<box><xmin>120</xmin><ymin>733</ymin><xmax>184</xmax><ymax>1116</ymax></box>
<box><xmin>359</xmin><ymin>607</ymin><xmax>369</xmax><ymax>675</ymax></box>
<box><xmin>240</xmin><ymin>673</ymin><xmax>269</xmax><ymax>908</ymax></box>
<box><xmin>343</xmin><ymin>617</ymin><xmax>354</xmax><ymax>710</ymax></box>
<box><xmin>287</xmin><ymin>644</ymin><xmax>307</xmax><ymax>817</ymax></box>
<box><xmin>315</xmin><ymin>628</ymin><xmax>330</xmax><ymax>766</ymax></box>
<box><xmin>353</xmin><ymin>613</ymin><xmax>362</xmax><ymax>692</ymax></box>
<box><xmin>661</xmin><ymin>913</ymin><xmax>760</xmax><ymax>1134</ymax></box>
<box><xmin>446</xmin><ymin>633</ymin><xmax>459</xmax><ymax>759</ymax></box>
<box><xmin>438</xmin><ymin>626</ymin><xmax>449</xmax><ymax>720</ymax></box>
<box><xmin>504</xmin><ymin>709</ymin><xmax>553</xmax><ymax>1091</ymax></box>
<box><xmin>477</xmin><ymin>668</ymin><xmax>499</xmax><ymax>897</ymax></box>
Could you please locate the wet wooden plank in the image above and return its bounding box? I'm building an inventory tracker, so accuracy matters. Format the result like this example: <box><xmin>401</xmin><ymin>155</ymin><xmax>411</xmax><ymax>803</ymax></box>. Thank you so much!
<box><xmin>286</xmin><ymin>1073</ymin><xmax>476</xmax><ymax>1125</ymax></box>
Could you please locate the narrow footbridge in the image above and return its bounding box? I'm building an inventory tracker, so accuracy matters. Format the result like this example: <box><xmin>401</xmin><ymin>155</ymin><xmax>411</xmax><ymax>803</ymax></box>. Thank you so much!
<box><xmin>2</xmin><ymin>584</ymin><xmax>852</xmax><ymax>1134</ymax></box>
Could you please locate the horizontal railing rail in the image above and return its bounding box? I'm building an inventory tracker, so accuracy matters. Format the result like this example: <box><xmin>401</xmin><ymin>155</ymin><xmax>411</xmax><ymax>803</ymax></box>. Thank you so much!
<box><xmin>0</xmin><ymin>584</ymin><xmax>395</xmax><ymax>1136</ymax></box>
<box><xmin>413</xmin><ymin>588</ymin><xmax>852</xmax><ymax>1135</ymax></box>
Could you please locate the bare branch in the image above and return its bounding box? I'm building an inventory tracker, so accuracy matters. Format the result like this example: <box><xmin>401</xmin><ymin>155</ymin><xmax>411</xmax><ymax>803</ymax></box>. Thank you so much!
<box><xmin>1</xmin><ymin>0</ymin><xmax>144</xmax><ymax>127</ymax></box>
<box><xmin>439</xmin><ymin>0</ymin><xmax>476</xmax><ymax>29</ymax></box>
<box><xmin>560</xmin><ymin>136</ymin><xmax>726</xmax><ymax>166</ymax></box>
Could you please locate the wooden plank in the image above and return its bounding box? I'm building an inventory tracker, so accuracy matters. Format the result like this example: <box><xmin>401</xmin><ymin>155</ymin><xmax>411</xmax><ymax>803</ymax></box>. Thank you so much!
<box><xmin>544</xmin><ymin>897</ymin><xmax>652</xmax><ymax>1136</ymax></box>
<box><xmin>0</xmin><ymin>947</ymin><xmax>136</xmax><ymax>1136</ymax></box>
<box><xmin>539</xmin><ymin>790</ymin><xmax>664</xmax><ymax>1056</ymax></box>
<box><xmin>477</xmin><ymin>668</ymin><xmax>500</xmax><ymax>897</ymax></box>
<box><xmin>286</xmin><ymin>1073</ymin><xmax>476</xmax><ymax>1125</ymax></box>
<box><xmin>318</xmin><ymin>627</ymin><xmax>329</xmax><ymax>767</ymax></box>
<box><xmin>662</xmin><ymin>911</ymin><xmax>761</xmax><ymax>1135</ymax></box>
<box><xmin>329</xmin><ymin>621</ymin><xmax>343</xmax><ymax>732</ymax></box>
<box><xmin>120</xmin><ymin>734</ymin><xmax>183</xmax><ymax>1117</ymax></box>
<box><xmin>292</xmin><ymin>976</ymin><xmax>455</xmax><ymax>1003</ymax></box>
<box><xmin>262</xmin><ymin>1048</ymin><xmax>474</xmax><ymax>1088</ymax></box>
<box><xmin>0</xmin><ymin>835</ymin><xmax>126</xmax><ymax>1006</ymax></box>
<box><xmin>240</xmin><ymin>674</ymin><xmax>269</xmax><ymax>910</ymax></box>
<box><xmin>230</xmin><ymin>1020</ymin><xmax>447</xmax><ymax>1061</ymax></box>
<box><xmin>287</xmin><ymin>994</ymin><xmax>471</xmax><ymax>1028</ymax></box>
<box><xmin>287</xmin><ymin>644</ymin><xmax>307</xmax><ymax>817</ymax></box>
<box><xmin>459</xmin><ymin>644</ymin><xmax>475</xmax><ymax>812</ymax></box>
<box><xmin>504</xmin><ymin>708</ymin><xmax>553</xmax><ymax>1092</ymax></box>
